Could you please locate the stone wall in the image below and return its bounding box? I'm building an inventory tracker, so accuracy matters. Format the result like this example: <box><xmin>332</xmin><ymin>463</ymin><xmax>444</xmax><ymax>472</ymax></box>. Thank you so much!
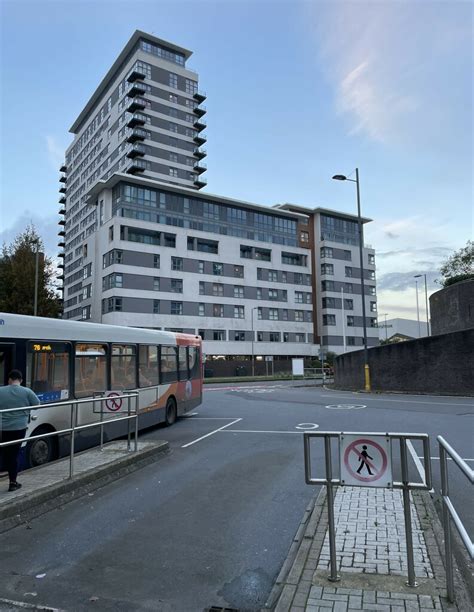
<box><xmin>334</xmin><ymin>329</ymin><xmax>474</xmax><ymax>395</ymax></box>
<box><xmin>430</xmin><ymin>279</ymin><xmax>474</xmax><ymax>335</ymax></box>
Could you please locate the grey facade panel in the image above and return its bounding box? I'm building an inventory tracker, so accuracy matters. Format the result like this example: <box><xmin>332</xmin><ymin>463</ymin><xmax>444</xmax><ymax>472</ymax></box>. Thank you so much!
<box><xmin>223</xmin><ymin>305</ymin><xmax>234</xmax><ymax>319</ymax></box>
<box><xmin>332</xmin><ymin>248</ymin><xmax>352</xmax><ymax>261</ymax></box>
<box><xmin>182</xmin><ymin>301</ymin><xmax>196</xmax><ymax>316</ymax></box>
<box><xmin>183</xmin><ymin>258</ymin><xmax>198</xmax><ymax>273</ymax></box>
<box><xmin>246</xmin><ymin>287</ymin><xmax>258</xmax><ymax>300</ymax></box>
<box><xmin>322</xmin><ymin>335</ymin><xmax>344</xmax><ymax>346</ymax></box>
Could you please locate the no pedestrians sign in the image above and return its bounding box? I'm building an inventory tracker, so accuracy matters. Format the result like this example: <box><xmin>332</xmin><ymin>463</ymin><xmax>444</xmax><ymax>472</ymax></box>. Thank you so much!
<box><xmin>340</xmin><ymin>434</ymin><xmax>392</xmax><ymax>488</ymax></box>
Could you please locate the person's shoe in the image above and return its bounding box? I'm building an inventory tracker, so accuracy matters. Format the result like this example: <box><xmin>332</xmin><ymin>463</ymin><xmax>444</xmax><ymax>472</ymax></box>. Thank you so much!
<box><xmin>8</xmin><ymin>482</ymin><xmax>22</xmax><ymax>492</ymax></box>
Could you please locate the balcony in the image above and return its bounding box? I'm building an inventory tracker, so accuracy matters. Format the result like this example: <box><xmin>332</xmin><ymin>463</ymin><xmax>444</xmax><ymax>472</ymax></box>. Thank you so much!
<box><xmin>193</xmin><ymin>132</ymin><xmax>207</xmax><ymax>146</ymax></box>
<box><xmin>127</xmin><ymin>81</ymin><xmax>147</xmax><ymax>97</ymax></box>
<box><xmin>194</xmin><ymin>161</ymin><xmax>207</xmax><ymax>174</ymax></box>
<box><xmin>127</xmin><ymin>97</ymin><xmax>147</xmax><ymax>113</ymax></box>
<box><xmin>127</xmin><ymin>143</ymin><xmax>146</xmax><ymax>158</ymax></box>
<box><xmin>127</xmin><ymin>113</ymin><xmax>147</xmax><ymax>128</ymax></box>
<box><xmin>59</xmin><ymin>185</ymin><xmax>67</xmax><ymax>194</ymax></box>
<box><xmin>194</xmin><ymin>175</ymin><xmax>207</xmax><ymax>188</ymax></box>
<box><xmin>60</xmin><ymin>164</ymin><xmax>67</xmax><ymax>173</ymax></box>
<box><xmin>127</xmin><ymin>128</ymin><xmax>148</xmax><ymax>143</ymax></box>
<box><xmin>59</xmin><ymin>174</ymin><xmax>67</xmax><ymax>183</ymax></box>
<box><xmin>57</xmin><ymin>252</ymin><xmax>65</xmax><ymax>258</ymax></box>
<box><xmin>58</xmin><ymin>240</ymin><xmax>65</xmax><ymax>248</ymax></box>
<box><xmin>193</xmin><ymin>118</ymin><xmax>206</xmax><ymax>131</ymax></box>
<box><xmin>58</xmin><ymin>218</ymin><xmax>66</xmax><ymax>226</ymax></box>
<box><xmin>193</xmin><ymin>90</ymin><xmax>207</xmax><ymax>103</ymax></box>
<box><xmin>57</xmin><ymin>274</ymin><xmax>64</xmax><ymax>281</ymax></box>
<box><xmin>59</xmin><ymin>207</ymin><xmax>66</xmax><ymax>215</ymax></box>
<box><xmin>57</xmin><ymin>262</ymin><xmax>64</xmax><ymax>269</ymax></box>
<box><xmin>193</xmin><ymin>148</ymin><xmax>207</xmax><ymax>160</ymax></box>
<box><xmin>127</xmin><ymin>69</ymin><xmax>146</xmax><ymax>83</ymax></box>
<box><xmin>193</xmin><ymin>105</ymin><xmax>207</xmax><ymax>118</ymax></box>
<box><xmin>59</xmin><ymin>195</ymin><xmax>66</xmax><ymax>204</ymax></box>
<box><xmin>58</xmin><ymin>229</ymin><xmax>65</xmax><ymax>237</ymax></box>
<box><xmin>126</xmin><ymin>159</ymin><xmax>147</xmax><ymax>174</ymax></box>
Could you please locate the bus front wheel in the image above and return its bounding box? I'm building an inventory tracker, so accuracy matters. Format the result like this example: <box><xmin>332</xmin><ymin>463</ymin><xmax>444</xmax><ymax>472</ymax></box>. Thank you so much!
<box><xmin>165</xmin><ymin>397</ymin><xmax>177</xmax><ymax>426</ymax></box>
<box><xmin>27</xmin><ymin>427</ymin><xmax>58</xmax><ymax>467</ymax></box>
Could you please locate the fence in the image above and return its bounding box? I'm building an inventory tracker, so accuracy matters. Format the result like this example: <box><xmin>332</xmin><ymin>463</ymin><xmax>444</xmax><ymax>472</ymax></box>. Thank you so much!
<box><xmin>0</xmin><ymin>393</ymin><xmax>139</xmax><ymax>479</ymax></box>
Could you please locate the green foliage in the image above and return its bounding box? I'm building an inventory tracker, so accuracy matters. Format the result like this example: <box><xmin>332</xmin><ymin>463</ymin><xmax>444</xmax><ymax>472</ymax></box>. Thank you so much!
<box><xmin>440</xmin><ymin>241</ymin><xmax>474</xmax><ymax>287</ymax></box>
<box><xmin>0</xmin><ymin>226</ymin><xmax>62</xmax><ymax>317</ymax></box>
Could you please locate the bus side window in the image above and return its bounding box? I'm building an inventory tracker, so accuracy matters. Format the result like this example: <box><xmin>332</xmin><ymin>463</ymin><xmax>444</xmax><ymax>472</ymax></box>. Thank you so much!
<box><xmin>188</xmin><ymin>347</ymin><xmax>200</xmax><ymax>380</ymax></box>
<box><xmin>26</xmin><ymin>342</ymin><xmax>71</xmax><ymax>402</ymax></box>
<box><xmin>160</xmin><ymin>346</ymin><xmax>178</xmax><ymax>384</ymax></box>
<box><xmin>75</xmin><ymin>344</ymin><xmax>107</xmax><ymax>398</ymax></box>
<box><xmin>111</xmin><ymin>345</ymin><xmax>137</xmax><ymax>390</ymax></box>
<box><xmin>139</xmin><ymin>345</ymin><xmax>159</xmax><ymax>387</ymax></box>
<box><xmin>178</xmin><ymin>347</ymin><xmax>188</xmax><ymax>380</ymax></box>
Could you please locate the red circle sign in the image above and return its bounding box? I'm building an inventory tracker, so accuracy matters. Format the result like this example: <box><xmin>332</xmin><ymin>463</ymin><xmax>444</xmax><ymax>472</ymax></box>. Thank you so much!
<box><xmin>343</xmin><ymin>438</ymin><xmax>388</xmax><ymax>483</ymax></box>
<box><xmin>105</xmin><ymin>392</ymin><xmax>122</xmax><ymax>412</ymax></box>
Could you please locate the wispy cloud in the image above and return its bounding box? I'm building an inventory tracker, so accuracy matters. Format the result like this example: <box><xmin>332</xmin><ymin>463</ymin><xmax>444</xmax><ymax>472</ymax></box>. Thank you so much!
<box><xmin>45</xmin><ymin>135</ymin><xmax>65</xmax><ymax>172</ymax></box>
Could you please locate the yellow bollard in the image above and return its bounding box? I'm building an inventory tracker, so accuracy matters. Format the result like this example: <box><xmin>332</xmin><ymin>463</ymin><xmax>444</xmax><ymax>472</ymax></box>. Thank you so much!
<box><xmin>364</xmin><ymin>364</ymin><xmax>371</xmax><ymax>392</ymax></box>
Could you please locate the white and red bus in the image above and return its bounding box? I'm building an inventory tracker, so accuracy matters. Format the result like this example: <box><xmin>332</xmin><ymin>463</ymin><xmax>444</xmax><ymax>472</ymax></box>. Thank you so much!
<box><xmin>0</xmin><ymin>313</ymin><xmax>202</xmax><ymax>467</ymax></box>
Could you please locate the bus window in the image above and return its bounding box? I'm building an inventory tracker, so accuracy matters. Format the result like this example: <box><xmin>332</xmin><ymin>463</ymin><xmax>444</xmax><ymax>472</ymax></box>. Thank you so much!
<box><xmin>178</xmin><ymin>347</ymin><xmax>188</xmax><ymax>380</ymax></box>
<box><xmin>139</xmin><ymin>345</ymin><xmax>159</xmax><ymax>387</ymax></box>
<box><xmin>111</xmin><ymin>345</ymin><xmax>137</xmax><ymax>389</ymax></box>
<box><xmin>160</xmin><ymin>346</ymin><xmax>178</xmax><ymax>384</ymax></box>
<box><xmin>27</xmin><ymin>342</ymin><xmax>71</xmax><ymax>402</ymax></box>
<box><xmin>75</xmin><ymin>344</ymin><xmax>107</xmax><ymax>398</ymax></box>
<box><xmin>188</xmin><ymin>347</ymin><xmax>201</xmax><ymax>380</ymax></box>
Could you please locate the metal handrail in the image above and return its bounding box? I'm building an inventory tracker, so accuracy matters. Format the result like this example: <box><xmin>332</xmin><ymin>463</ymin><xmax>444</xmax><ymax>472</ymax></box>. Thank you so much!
<box><xmin>438</xmin><ymin>436</ymin><xmax>474</xmax><ymax>603</ymax></box>
<box><xmin>0</xmin><ymin>393</ymin><xmax>139</xmax><ymax>479</ymax></box>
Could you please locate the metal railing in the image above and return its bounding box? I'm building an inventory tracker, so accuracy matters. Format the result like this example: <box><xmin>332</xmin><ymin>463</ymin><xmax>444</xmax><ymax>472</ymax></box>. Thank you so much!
<box><xmin>0</xmin><ymin>393</ymin><xmax>139</xmax><ymax>479</ymax></box>
<box><xmin>304</xmin><ymin>431</ymin><xmax>432</xmax><ymax>587</ymax></box>
<box><xmin>438</xmin><ymin>436</ymin><xmax>474</xmax><ymax>603</ymax></box>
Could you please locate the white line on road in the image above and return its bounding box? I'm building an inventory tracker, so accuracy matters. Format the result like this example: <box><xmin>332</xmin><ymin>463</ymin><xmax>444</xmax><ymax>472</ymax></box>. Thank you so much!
<box><xmin>181</xmin><ymin>416</ymin><xmax>241</xmax><ymax>420</ymax></box>
<box><xmin>319</xmin><ymin>394</ymin><xmax>474</xmax><ymax>407</ymax></box>
<box><xmin>222</xmin><ymin>429</ymin><xmax>303</xmax><ymax>434</ymax></box>
<box><xmin>181</xmin><ymin>418</ymin><xmax>242</xmax><ymax>448</ymax></box>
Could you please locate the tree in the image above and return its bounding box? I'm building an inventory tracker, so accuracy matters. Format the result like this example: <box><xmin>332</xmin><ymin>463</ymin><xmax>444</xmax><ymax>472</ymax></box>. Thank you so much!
<box><xmin>0</xmin><ymin>226</ymin><xmax>62</xmax><ymax>317</ymax></box>
<box><xmin>439</xmin><ymin>240</ymin><xmax>474</xmax><ymax>287</ymax></box>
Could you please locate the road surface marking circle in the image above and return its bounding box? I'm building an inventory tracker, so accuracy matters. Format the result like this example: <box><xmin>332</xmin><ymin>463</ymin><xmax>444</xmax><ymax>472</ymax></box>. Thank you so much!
<box><xmin>325</xmin><ymin>404</ymin><xmax>366</xmax><ymax>410</ymax></box>
<box><xmin>343</xmin><ymin>438</ymin><xmax>388</xmax><ymax>483</ymax></box>
<box><xmin>296</xmin><ymin>423</ymin><xmax>319</xmax><ymax>430</ymax></box>
<box><xmin>105</xmin><ymin>392</ymin><xmax>122</xmax><ymax>412</ymax></box>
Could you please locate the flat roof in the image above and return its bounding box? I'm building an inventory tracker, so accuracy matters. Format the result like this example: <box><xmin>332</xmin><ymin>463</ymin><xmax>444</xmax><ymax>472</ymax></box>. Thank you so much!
<box><xmin>86</xmin><ymin>174</ymin><xmax>306</xmax><ymax>220</ymax></box>
<box><xmin>275</xmin><ymin>203</ymin><xmax>372</xmax><ymax>224</ymax></box>
<box><xmin>69</xmin><ymin>30</ymin><xmax>193</xmax><ymax>134</ymax></box>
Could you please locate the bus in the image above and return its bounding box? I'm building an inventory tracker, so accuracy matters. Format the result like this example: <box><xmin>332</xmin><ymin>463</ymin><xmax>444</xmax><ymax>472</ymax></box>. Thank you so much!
<box><xmin>0</xmin><ymin>313</ymin><xmax>203</xmax><ymax>467</ymax></box>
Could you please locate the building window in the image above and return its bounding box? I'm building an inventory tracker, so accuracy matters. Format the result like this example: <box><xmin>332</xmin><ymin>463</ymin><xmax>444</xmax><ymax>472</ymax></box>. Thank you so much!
<box><xmin>171</xmin><ymin>279</ymin><xmax>183</xmax><ymax>293</ymax></box>
<box><xmin>344</xmin><ymin>299</ymin><xmax>354</xmax><ymax>310</ymax></box>
<box><xmin>268</xmin><ymin>270</ymin><xmax>278</xmax><ymax>282</ymax></box>
<box><xmin>345</xmin><ymin>283</ymin><xmax>353</xmax><ymax>293</ymax></box>
<box><xmin>153</xmin><ymin>278</ymin><xmax>160</xmax><ymax>291</ymax></box>
<box><xmin>295</xmin><ymin>291</ymin><xmax>304</xmax><ymax>304</ymax></box>
<box><xmin>169</xmin><ymin>73</ymin><xmax>178</xmax><ymax>88</ymax></box>
<box><xmin>169</xmin><ymin>167</ymin><xmax>178</xmax><ymax>177</ymax></box>
<box><xmin>269</xmin><ymin>308</ymin><xmax>279</xmax><ymax>321</ymax></box>
<box><xmin>269</xmin><ymin>332</ymin><xmax>280</xmax><ymax>342</ymax></box>
<box><xmin>323</xmin><ymin>314</ymin><xmax>336</xmax><ymax>326</ymax></box>
<box><xmin>198</xmin><ymin>303</ymin><xmax>205</xmax><ymax>316</ymax></box>
<box><xmin>199</xmin><ymin>281</ymin><xmax>205</xmax><ymax>295</ymax></box>
<box><xmin>153</xmin><ymin>300</ymin><xmax>160</xmax><ymax>314</ymax></box>
<box><xmin>234</xmin><ymin>331</ymin><xmax>245</xmax><ymax>341</ymax></box>
<box><xmin>281</xmin><ymin>271</ymin><xmax>287</xmax><ymax>283</ymax></box>
<box><xmin>234</xmin><ymin>305</ymin><xmax>245</xmax><ymax>319</ymax></box>
<box><xmin>369</xmin><ymin>270</ymin><xmax>376</xmax><ymax>280</ymax></box>
<box><xmin>282</xmin><ymin>252</ymin><xmax>306</xmax><ymax>266</ymax></box>
<box><xmin>370</xmin><ymin>318</ymin><xmax>377</xmax><ymax>327</ymax></box>
<box><xmin>169</xmin><ymin>152</ymin><xmax>178</xmax><ymax>163</ymax></box>
<box><xmin>257</xmin><ymin>307</ymin><xmax>263</xmax><ymax>320</ymax></box>
<box><xmin>171</xmin><ymin>301</ymin><xmax>183</xmax><ymax>315</ymax></box>
<box><xmin>213</xmin><ymin>304</ymin><xmax>224</xmax><ymax>317</ymax></box>
<box><xmin>213</xmin><ymin>263</ymin><xmax>223</xmax><ymax>276</ymax></box>
<box><xmin>212</xmin><ymin>283</ymin><xmax>224</xmax><ymax>297</ymax></box>
<box><xmin>321</xmin><ymin>247</ymin><xmax>333</xmax><ymax>258</ymax></box>
<box><xmin>347</xmin><ymin>336</ymin><xmax>356</xmax><ymax>346</ymax></box>
<box><xmin>234</xmin><ymin>265</ymin><xmax>244</xmax><ymax>278</ymax></box>
<box><xmin>345</xmin><ymin>267</ymin><xmax>353</xmax><ymax>277</ymax></box>
<box><xmin>109</xmin><ymin>226</ymin><xmax>114</xmax><ymax>241</ymax></box>
<box><xmin>282</xmin><ymin>309</ymin><xmax>288</xmax><ymax>321</ymax></box>
<box><xmin>283</xmin><ymin>332</ymin><xmax>289</xmax><ymax>342</ymax></box>
<box><xmin>234</xmin><ymin>286</ymin><xmax>244</xmax><ymax>298</ymax></box>
<box><xmin>268</xmin><ymin>289</ymin><xmax>278</xmax><ymax>301</ymax></box>
<box><xmin>257</xmin><ymin>332</ymin><xmax>263</xmax><ymax>342</ymax></box>
<box><xmin>347</xmin><ymin>315</ymin><xmax>354</xmax><ymax>327</ymax></box>
<box><xmin>169</xmin><ymin>94</ymin><xmax>178</xmax><ymax>103</ymax></box>
<box><xmin>343</xmin><ymin>250</ymin><xmax>352</xmax><ymax>261</ymax></box>
<box><xmin>321</xmin><ymin>264</ymin><xmax>334</xmax><ymax>275</ymax></box>
<box><xmin>368</xmin><ymin>254</ymin><xmax>375</xmax><ymax>265</ymax></box>
<box><xmin>213</xmin><ymin>330</ymin><xmax>225</xmax><ymax>341</ymax></box>
<box><xmin>368</xmin><ymin>286</ymin><xmax>376</xmax><ymax>296</ymax></box>
<box><xmin>154</xmin><ymin>255</ymin><xmax>160</xmax><ymax>269</ymax></box>
<box><xmin>321</xmin><ymin>280</ymin><xmax>334</xmax><ymax>292</ymax></box>
<box><xmin>81</xmin><ymin>306</ymin><xmax>91</xmax><ymax>320</ymax></box>
<box><xmin>300</xmin><ymin>231</ymin><xmax>309</xmax><ymax>244</ymax></box>
<box><xmin>171</xmin><ymin>256</ymin><xmax>183</xmax><ymax>271</ymax></box>
<box><xmin>257</xmin><ymin>288</ymin><xmax>262</xmax><ymax>300</ymax></box>
<box><xmin>295</xmin><ymin>310</ymin><xmax>304</xmax><ymax>322</ymax></box>
<box><xmin>295</xmin><ymin>333</ymin><xmax>305</xmax><ymax>343</ymax></box>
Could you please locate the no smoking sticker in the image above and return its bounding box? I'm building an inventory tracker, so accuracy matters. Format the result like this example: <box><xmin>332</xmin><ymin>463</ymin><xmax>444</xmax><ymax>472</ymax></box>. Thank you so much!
<box><xmin>340</xmin><ymin>434</ymin><xmax>392</xmax><ymax>488</ymax></box>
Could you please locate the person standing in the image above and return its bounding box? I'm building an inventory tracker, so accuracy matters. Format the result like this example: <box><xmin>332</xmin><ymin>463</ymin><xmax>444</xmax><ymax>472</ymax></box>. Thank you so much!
<box><xmin>0</xmin><ymin>370</ymin><xmax>40</xmax><ymax>491</ymax></box>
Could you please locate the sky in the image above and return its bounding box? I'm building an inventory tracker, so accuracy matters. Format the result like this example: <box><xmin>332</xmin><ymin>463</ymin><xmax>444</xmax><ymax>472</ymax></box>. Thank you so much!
<box><xmin>0</xmin><ymin>0</ymin><xmax>472</xmax><ymax>322</ymax></box>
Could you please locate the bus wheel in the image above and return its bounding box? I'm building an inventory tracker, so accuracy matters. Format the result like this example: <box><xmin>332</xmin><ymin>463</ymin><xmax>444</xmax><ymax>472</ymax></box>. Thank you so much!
<box><xmin>27</xmin><ymin>427</ymin><xmax>58</xmax><ymax>467</ymax></box>
<box><xmin>165</xmin><ymin>397</ymin><xmax>177</xmax><ymax>426</ymax></box>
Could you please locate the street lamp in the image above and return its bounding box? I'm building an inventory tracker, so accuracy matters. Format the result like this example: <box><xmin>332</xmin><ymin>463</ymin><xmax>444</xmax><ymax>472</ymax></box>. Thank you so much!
<box><xmin>332</xmin><ymin>168</ymin><xmax>371</xmax><ymax>391</ymax></box>
<box><xmin>379</xmin><ymin>312</ymin><xmax>389</xmax><ymax>341</ymax></box>
<box><xmin>413</xmin><ymin>277</ymin><xmax>421</xmax><ymax>337</ymax></box>
<box><xmin>33</xmin><ymin>239</ymin><xmax>40</xmax><ymax>317</ymax></box>
<box><xmin>251</xmin><ymin>307</ymin><xmax>258</xmax><ymax>378</ymax></box>
<box><xmin>414</xmin><ymin>274</ymin><xmax>430</xmax><ymax>336</ymax></box>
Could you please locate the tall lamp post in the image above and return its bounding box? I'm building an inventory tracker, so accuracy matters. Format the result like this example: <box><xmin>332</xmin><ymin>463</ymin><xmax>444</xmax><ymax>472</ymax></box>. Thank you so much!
<box><xmin>413</xmin><ymin>277</ymin><xmax>421</xmax><ymax>337</ymax></box>
<box><xmin>379</xmin><ymin>312</ymin><xmax>389</xmax><ymax>341</ymax></box>
<box><xmin>251</xmin><ymin>307</ymin><xmax>258</xmax><ymax>378</ymax></box>
<box><xmin>332</xmin><ymin>168</ymin><xmax>371</xmax><ymax>391</ymax></box>
<box><xmin>33</xmin><ymin>239</ymin><xmax>40</xmax><ymax>317</ymax></box>
<box><xmin>414</xmin><ymin>274</ymin><xmax>430</xmax><ymax>336</ymax></box>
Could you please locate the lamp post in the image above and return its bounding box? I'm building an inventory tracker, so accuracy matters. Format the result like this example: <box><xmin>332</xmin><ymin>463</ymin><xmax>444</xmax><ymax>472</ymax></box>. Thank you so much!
<box><xmin>33</xmin><ymin>239</ymin><xmax>40</xmax><ymax>317</ymax></box>
<box><xmin>332</xmin><ymin>168</ymin><xmax>371</xmax><ymax>391</ymax></box>
<box><xmin>414</xmin><ymin>274</ymin><xmax>430</xmax><ymax>336</ymax></box>
<box><xmin>379</xmin><ymin>312</ymin><xmax>389</xmax><ymax>341</ymax></box>
<box><xmin>251</xmin><ymin>307</ymin><xmax>258</xmax><ymax>378</ymax></box>
<box><xmin>414</xmin><ymin>277</ymin><xmax>421</xmax><ymax>337</ymax></box>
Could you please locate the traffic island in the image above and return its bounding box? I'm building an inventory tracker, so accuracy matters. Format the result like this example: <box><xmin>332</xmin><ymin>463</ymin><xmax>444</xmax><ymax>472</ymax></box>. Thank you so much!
<box><xmin>0</xmin><ymin>440</ymin><xmax>169</xmax><ymax>534</ymax></box>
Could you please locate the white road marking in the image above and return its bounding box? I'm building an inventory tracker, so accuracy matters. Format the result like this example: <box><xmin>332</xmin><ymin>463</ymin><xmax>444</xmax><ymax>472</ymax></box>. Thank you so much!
<box><xmin>418</xmin><ymin>456</ymin><xmax>474</xmax><ymax>462</ymax></box>
<box><xmin>319</xmin><ymin>394</ymin><xmax>474</xmax><ymax>407</ymax></box>
<box><xmin>181</xmin><ymin>416</ymin><xmax>241</xmax><ymax>420</ymax></box>
<box><xmin>181</xmin><ymin>418</ymin><xmax>242</xmax><ymax>448</ymax></box>
<box><xmin>407</xmin><ymin>440</ymin><xmax>429</xmax><ymax>487</ymax></box>
<box><xmin>295</xmin><ymin>423</ymin><xmax>319</xmax><ymax>430</ymax></box>
<box><xmin>325</xmin><ymin>404</ymin><xmax>366</xmax><ymax>410</ymax></box>
<box><xmin>205</xmin><ymin>384</ymin><xmax>284</xmax><ymax>392</ymax></box>
<box><xmin>222</xmin><ymin>429</ymin><xmax>303</xmax><ymax>434</ymax></box>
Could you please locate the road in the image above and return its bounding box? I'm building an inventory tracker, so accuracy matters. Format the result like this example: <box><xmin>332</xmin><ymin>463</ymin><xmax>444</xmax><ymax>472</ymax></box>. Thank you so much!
<box><xmin>0</xmin><ymin>382</ymin><xmax>472</xmax><ymax>611</ymax></box>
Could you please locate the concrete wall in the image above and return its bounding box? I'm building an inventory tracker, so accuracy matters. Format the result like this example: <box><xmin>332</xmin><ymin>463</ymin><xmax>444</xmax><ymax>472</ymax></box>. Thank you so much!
<box><xmin>430</xmin><ymin>280</ymin><xmax>474</xmax><ymax>335</ymax></box>
<box><xmin>334</xmin><ymin>329</ymin><xmax>474</xmax><ymax>395</ymax></box>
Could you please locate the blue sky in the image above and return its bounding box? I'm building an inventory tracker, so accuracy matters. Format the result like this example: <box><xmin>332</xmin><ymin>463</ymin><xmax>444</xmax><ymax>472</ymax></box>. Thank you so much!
<box><xmin>1</xmin><ymin>0</ymin><xmax>472</xmax><ymax>320</ymax></box>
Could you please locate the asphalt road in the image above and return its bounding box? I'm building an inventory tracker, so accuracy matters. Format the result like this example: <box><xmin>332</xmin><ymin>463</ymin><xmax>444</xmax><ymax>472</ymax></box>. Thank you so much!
<box><xmin>0</xmin><ymin>382</ymin><xmax>472</xmax><ymax>611</ymax></box>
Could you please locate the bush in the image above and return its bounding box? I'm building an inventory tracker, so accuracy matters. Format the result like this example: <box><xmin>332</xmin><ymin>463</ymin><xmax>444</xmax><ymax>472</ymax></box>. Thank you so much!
<box><xmin>442</xmin><ymin>273</ymin><xmax>474</xmax><ymax>287</ymax></box>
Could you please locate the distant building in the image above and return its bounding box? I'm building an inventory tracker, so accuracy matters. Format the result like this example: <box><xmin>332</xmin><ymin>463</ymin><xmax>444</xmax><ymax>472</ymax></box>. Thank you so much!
<box><xmin>378</xmin><ymin>318</ymin><xmax>425</xmax><ymax>342</ymax></box>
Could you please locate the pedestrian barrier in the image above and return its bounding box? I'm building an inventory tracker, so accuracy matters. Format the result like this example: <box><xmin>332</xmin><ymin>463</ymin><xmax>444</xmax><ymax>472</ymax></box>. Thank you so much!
<box><xmin>0</xmin><ymin>392</ymin><xmax>139</xmax><ymax>479</ymax></box>
<box><xmin>303</xmin><ymin>431</ymin><xmax>432</xmax><ymax>587</ymax></box>
<box><xmin>438</xmin><ymin>435</ymin><xmax>474</xmax><ymax>603</ymax></box>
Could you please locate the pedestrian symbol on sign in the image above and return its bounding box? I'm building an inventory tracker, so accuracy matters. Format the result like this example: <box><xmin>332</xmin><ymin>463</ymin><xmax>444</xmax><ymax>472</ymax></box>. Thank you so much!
<box><xmin>340</xmin><ymin>434</ymin><xmax>392</xmax><ymax>488</ymax></box>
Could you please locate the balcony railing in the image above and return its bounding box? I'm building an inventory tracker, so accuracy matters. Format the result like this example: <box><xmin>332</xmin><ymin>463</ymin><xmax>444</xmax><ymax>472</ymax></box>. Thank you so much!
<box><xmin>126</xmin><ymin>159</ymin><xmax>147</xmax><ymax>174</ymax></box>
<box><xmin>127</xmin><ymin>128</ymin><xmax>148</xmax><ymax>143</ymax></box>
<box><xmin>59</xmin><ymin>207</ymin><xmax>66</xmax><ymax>215</ymax></box>
<box><xmin>193</xmin><ymin>161</ymin><xmax>207</xmax><ymax>174</ymax></box>
<box><xmin>127</xmin><ymin>143</ymin><xmax>146</xmax><ymax>158</ymax></box>
<box><xmin>194</xmin><ymin>175</ymin><xmax>207</xmax><ymax>188</ymax></box>
<box><xmin>193</xmin><ymin>118</ymin><xmax>207</xmax><ymax>131</ymax></box>
<box><xmin>127</xmin><ymin>82</ymin><xmax>147</xmax><ymax>97</ymax></box>
<box><xmin>59</xmin><ymin>175</ymin><xmax>67</xmax><ymax>183</ymax></box>
<box><xmin>193</xmin><ymin>148</ymin><xmax>207</xmax><ymax>159</ymax></box>
<box><xmin>59</xmin><ymin>218</ymin><xmax>65</xmax><ymax>226</ymax></box>
<box><xmin>59</xmin><ymin>185</ymin><xmax>66</xmax><ymax>194</ymax></box>
<box><xmin>127</xmin><ymin>69</ymin><xmax>146</xmax><ymax>83</ymax></box>
<box><xmin>59</xmin><ymin>164</ymin><xmax>67</xmax><ymax>173</ymax></box>
<box><xmin>193</xmin><ymin>132</ymin><xmax>207</xmax><ymax>145</ymax></box>
<box><xmin>127</xmin><ymin>113</ymin><xmax>148</xmax><ymax>128</ymax></box>
<box><xmin>193</xmin><ymin>90</ymin><xmax>206</xmax><ymax>102</ymax></box>
<box><xmin>59</xmin><ymin>196</ymin><xmax>66</xmax><ymax>204</ymax></box>
<box><xmin>193</xmin><ymin>105</ymin><xmax>207</xmax><ymax>117</ymax></box>
<box><xmin>126</xmin><ymin>97</ymin><xmax>147</xmax><ymax>113</ymax></box>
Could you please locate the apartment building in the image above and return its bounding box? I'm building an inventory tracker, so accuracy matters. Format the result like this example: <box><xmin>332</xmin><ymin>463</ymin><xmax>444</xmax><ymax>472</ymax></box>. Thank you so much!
<box><xmin>58</xmin><ymin>30</ymin><xmax>378</xmax><ymax>359</ymax></box>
